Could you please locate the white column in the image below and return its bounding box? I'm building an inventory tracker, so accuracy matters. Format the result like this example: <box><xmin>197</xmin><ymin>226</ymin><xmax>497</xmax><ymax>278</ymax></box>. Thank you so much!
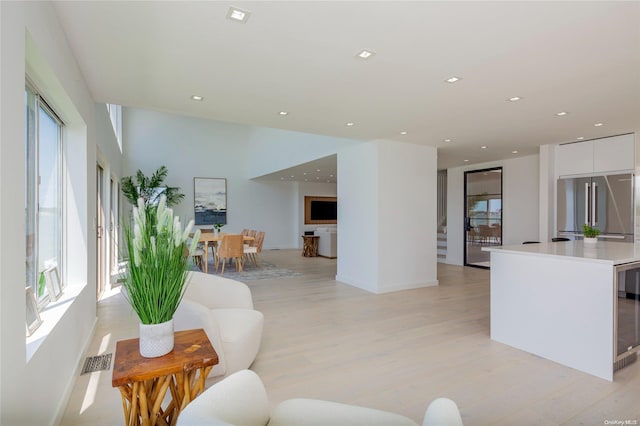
<box><xmin>337</xmin><ymin>140</ymin><xmax>438</xmax><ymax>294</ymax></box>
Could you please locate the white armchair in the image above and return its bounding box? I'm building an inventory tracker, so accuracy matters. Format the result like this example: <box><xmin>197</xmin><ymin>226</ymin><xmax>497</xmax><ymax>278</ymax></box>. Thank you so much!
<box><xmin>178</xmin><ymin>369</ymin><xmax>463</xmax><ymax>426</ymax></box>
<box><xmin>173</xmin><ymin>272</ymin><xmax>264</xmax><ymax>378</ymax></box>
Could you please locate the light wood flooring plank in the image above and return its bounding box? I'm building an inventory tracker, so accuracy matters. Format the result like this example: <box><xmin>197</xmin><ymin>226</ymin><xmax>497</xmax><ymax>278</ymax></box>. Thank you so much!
<box><xmin>61</xmin><ymin>249</ymin><xmax>640</xmax><ymax>425</ymax></box>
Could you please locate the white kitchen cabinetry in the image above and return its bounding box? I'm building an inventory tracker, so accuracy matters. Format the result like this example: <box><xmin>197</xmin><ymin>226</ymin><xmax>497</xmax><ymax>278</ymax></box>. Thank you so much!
<box><xmin>557</xmin><ymin>134</ymin><xmax>634</xmax><ymax>177</ymax></box>
<box><xmin>557</xmin><ymin>140</ymin><xmax>594</xmax><ymax>176</ymax></box>
<box><xmin>593</xmin><ymin>134</ymin><xmax>635</xmax><ymax>173</ymax></box>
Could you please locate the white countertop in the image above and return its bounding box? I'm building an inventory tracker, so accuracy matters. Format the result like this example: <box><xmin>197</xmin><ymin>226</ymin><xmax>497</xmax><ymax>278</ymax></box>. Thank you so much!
<box><xmin>482</xmin><ymin>241</ymin><xmax>640</xmax><ymax>265</ymax></box>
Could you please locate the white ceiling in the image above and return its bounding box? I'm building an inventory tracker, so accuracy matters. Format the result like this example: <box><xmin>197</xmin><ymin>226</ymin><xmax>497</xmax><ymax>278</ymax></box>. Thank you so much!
<box><xmin>53</xmin><ymin>1</ymin><xmax>640</xmax><ymax>179</ymax></box>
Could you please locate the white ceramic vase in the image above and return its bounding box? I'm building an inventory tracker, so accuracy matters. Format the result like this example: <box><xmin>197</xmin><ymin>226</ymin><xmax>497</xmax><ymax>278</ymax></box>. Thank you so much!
<box><xmin>583</xmin><ymin>237</ymin><xmax>598</xmax><ymax>244</ymax></box>
<box><xmin>139</xmin><ymin>319</ymin><xmax>174</xmax><ymax>358</ymax></box>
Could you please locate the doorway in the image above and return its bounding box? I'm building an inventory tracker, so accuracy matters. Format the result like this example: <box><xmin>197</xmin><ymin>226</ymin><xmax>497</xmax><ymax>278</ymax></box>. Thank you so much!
<box><xmin>464</xmin><ymin>167</ymin><xmax>503</xmax><ymax>268</ymax></box>
<box><xmin>96</xmin><ymin>164</ymin><xmax>106</xmax><ymax>300</ymax></box>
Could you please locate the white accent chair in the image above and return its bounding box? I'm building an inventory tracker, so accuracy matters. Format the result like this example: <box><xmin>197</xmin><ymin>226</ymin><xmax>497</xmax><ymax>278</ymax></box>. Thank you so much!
<box><xmin>314</xmin><ymin>227</ymin><xmax>337</xmax><ymax>258</ymax></box>
<box><xmin>178</xmin><ymin>369</ymin><xmax>463</xmax><ymax>426</ymax></box>
<box><xmin>173</xmin><ymin>272</ymin><xmax>264</xmax><ymax>378</ymax></box>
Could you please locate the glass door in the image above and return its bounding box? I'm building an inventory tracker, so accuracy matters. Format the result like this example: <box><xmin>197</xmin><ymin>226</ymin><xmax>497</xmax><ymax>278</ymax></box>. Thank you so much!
<box><xmin>464</xmin><ymin>167</ymin><xmax>503</xmax><ymax>268</ymax></box>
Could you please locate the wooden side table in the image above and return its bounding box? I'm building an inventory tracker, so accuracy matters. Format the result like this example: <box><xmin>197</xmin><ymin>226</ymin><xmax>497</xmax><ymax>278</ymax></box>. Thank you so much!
<box><xmin>112</xmin><ymin>328</ymin><xmax>218</xmax><ymax>426</ymax></box>
<box><xmin>301</xmin><ymin>235</ymin><xmax>319</xmax><ymax>257</ymax></box>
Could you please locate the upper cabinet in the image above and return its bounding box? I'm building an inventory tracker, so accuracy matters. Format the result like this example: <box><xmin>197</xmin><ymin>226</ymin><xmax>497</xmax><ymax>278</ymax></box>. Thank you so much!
<box><xmin>557</xmin><ymin>134</ymin><xmax>635</xmax><ymax>177</ymax></box>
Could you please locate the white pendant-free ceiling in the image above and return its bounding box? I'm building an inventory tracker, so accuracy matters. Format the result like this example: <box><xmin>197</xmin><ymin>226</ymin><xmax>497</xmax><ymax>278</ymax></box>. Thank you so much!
<box><xmin>52</xmin><ymin>1</ymin><xmax>640</xmax><ymax>170</ymax></box>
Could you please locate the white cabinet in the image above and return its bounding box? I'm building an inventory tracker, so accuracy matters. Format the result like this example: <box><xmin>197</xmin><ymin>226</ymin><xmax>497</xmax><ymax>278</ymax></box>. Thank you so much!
<box><xmin>557</xmin><ymin>134</ymin><xmax>635</xmax><ymax>177</ymax></box>
<box><xmin>557</xmin><ymin>140</ymin><xmax>594</xmax><ymax>176</ymax></box>
<box><xmin>593</xmin><ymin>134</ymin><xmax>635</xmax><ymax>173</ymax></box>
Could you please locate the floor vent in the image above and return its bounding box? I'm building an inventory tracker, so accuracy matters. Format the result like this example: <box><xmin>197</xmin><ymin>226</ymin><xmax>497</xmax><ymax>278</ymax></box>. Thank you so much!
<box><xmin>614</xmin><ymin>352</ymin><xmax>638</xmax><ymax>372</ymax></box>
<box><xmin>81</xmin><ymin>353</ymin><xmax>112</xmax><ymax>375</ymax></box>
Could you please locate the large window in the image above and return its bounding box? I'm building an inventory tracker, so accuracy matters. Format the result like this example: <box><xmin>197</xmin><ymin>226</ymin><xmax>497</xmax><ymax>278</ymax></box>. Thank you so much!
<box><xmin>25</xmin><ymin>83</ymin><xmax>64</xmax><ymax>304</ymax></box>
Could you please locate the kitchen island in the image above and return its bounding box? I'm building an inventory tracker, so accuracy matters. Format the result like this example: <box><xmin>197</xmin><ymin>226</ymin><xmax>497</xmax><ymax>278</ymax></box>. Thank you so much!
<box><xmin>483</xmin><ymin>241</ymin><xmax>640</xmax><ymax>381</ymax></box>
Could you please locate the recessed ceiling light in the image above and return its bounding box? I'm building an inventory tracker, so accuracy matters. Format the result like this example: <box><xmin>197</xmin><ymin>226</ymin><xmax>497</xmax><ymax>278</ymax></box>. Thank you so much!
<box><xmin>445</xmin><ymin>76</ymin><xmax>461</xmax><ymax>83</ymax></box>
<box><xmin>444</xmin><ymin>139</ymin><xmax>452</xmax><ymax>143</ymax></box>
<box><xmin>327</xmin><ymin>180</ymin><xmax>331</xmax><ymax>183</ymax></box>
<box><xmin>304</xmin><ymin>179</ymin><xmax>308</xmax><ymax>181</ymax></box>
<box><xmin>508</xmin><ymin>96</ymin><xmax>522</xmax><ymax>102</ymax></box>
<box><xmin>280</xmin><ymin>177</ymin><xmax>284</xmax><ymax>180</ymax></box>
<box><xmin>290</xmin><ymin>175</ymin><xmax>294</xmax><ymax>178</ymax></box>
<box><xmin>512</xmin><ymin>150</ymin><xmax>519</xmax><ymax>154</ymax></box>
<box><xmin>400</xmin><ymin>131</ymin><xmax>408</xmax><ymax>135</ymax></box>
<box><xmin>577</xmin><ymin>136</ymin><xmax>585</xmax><ymax>140</ymax></box>
<box><xmin>594</xmin><ymin>123</ymin><xmax>604</xmax><ymax>127</ymax></box>
<box><xmin>481</xmin><ymin>146</ymin><xmax>488</xmax><ymax>149</ymax></box>
<box><xmin>316</xmin><ymin>177</ymin><xmax>320</xmax><ymax>180</ymax></box>
<box><xmin>464</xmin><ymin>159</ymin><xmax>469</xmax><ymax>162</ymax></box>
<box><xmin>191</xmin><ymin>95</ymin><xmax>204</xmax><ymax>101</ymax></box>
<box><xmin>346</xmin><ymin>122</ymin><xmax>355</xmax><ymax>126</ymax></box>
<box><xmin>278</xmin><ymin>111</ymin><xmax>288</xmax><ymax>116</ymax></box>
<box><xmin>316</xmin><ymin>169</ymin><xmax>321</xmax><ymax>172</ymax></box>
<box><xmin>226</xmin><ymin>7</ymin><xmax>251</xmax><ymax>23</ymax></box>
<box><xmin>356</xmin><ymin>49</ymin><xmax>376</xmax><ymax>59</ymax></box>
<box><xmin>330</xmin><ymin>174</ymin><xmax>334</xmax><ymax>177</ymax></box>
<box><xmin>303</xmin><ymin>172</ymin><xmax>307</xmax><ymax>175</ymax></box>
<box><xmin>556</xmin><ymin>111</ymin><xmax>568</xmax><ymax>116</ymax></box>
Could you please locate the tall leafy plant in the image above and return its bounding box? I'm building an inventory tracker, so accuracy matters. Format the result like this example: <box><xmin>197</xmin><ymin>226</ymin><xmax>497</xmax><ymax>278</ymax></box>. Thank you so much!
<box><xmin>121</xmin><ymin>165</ymin><xmax>184</xmax><ymax>208</ymax></box>
<box><xmin>122</xmin><ymin>196</ymin><xmax>200</xmax><ymax>324</ymax></box>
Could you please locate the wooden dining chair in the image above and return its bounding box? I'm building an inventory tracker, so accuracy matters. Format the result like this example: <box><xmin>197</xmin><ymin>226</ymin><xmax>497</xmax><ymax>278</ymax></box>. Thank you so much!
<box><xmin>215</xmin><ymin>234</ymin><xmax>244</xmax><ymax>275</ymax></box>
<box><xmin>248</xmin><ymin>229</ymin><xmax>257</xmax><ymax>239</ymax></box>
<box><xmin>241</xmin><ymin>229</ymin><xmax>250</xmax><ymax>236</ymax></box>
<box><xmin>200</xmin><ymin>228</ymin><xmax>216</xmax><ymax>259</ymax></box>
<box><xmin>244</xmin><ymin>231</ymin><xmax>265</xmax><ymax>266</ymax></box>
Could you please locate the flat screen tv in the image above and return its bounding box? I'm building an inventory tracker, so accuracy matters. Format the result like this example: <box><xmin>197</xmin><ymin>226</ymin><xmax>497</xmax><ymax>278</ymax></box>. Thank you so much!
<box><xmin>304</xmin><ymin>196</ymin><xmax>337</xmax><ymax>224</ymax></box>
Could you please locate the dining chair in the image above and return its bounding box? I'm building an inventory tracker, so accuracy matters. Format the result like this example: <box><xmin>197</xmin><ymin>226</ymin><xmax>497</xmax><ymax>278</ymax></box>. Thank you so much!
<box><xmin>216</xmin><ymin>234</ymin><xmax>245</xmax><ymax>275</ymax></box>
<box><xmin>244</xmin><ymin>231</ymin><xmax>265</xmax><ymax>266</ymax></box>
<box><xmin>187</xmin><ymin>244</ymin><xmax>205</xmax><ymax>271</ymax></box>
<box><xmin>200</xmin><ymin>228</ymin><xmax>217</xmax><ymax>258</ymax></box>
<box><xmin>248</xmin><ymin>229</ymin><xmax>257</xmax><ymax>239</ymax></box>
<box><xmin>241</xmin><ymin>228</ymin><xmax>250</xmax><ymax>236</ymax></box>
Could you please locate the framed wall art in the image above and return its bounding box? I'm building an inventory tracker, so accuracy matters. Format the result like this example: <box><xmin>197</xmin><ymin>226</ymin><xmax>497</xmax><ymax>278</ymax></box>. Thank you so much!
<box><xmin>26</xmin><ymin>287</ymin><xmax>42</xmax><ymax>337</ymax></box>
<box><xmin>44</xmin><ymin>266</ymin><xmax>62</xmax><ymax>301</ymax></box>
<box><xmin>194</xmin><ymin>178</ymin><xmax>227</xmax><ymax>225</ymax></box>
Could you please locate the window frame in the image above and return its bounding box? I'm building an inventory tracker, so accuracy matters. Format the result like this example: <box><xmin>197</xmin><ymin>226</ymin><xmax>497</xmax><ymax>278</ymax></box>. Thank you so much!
<box><xmin>25</xmin><ymin>81</ymin><xmax>65</xmax><ymax>310</ymax></box>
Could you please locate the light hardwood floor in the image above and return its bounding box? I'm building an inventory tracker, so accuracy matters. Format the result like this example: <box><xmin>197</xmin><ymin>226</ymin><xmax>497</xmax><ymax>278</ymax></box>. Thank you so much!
<box><xmin>61</xmin><ymin>250</ymin><xmax>640</xmax><ymax>425</ymax></box>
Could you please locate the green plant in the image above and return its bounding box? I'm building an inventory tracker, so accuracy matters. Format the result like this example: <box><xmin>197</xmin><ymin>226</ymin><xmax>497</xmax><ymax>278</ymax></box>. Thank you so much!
<box><xmin>582</xmin><ymin>224</ymin><xmax>601</xmax><ymax>238</ymax></box>
<box><xmin>121</xmin><ymin>166</ymin><xmax>184</xmax><ymax>208</ymax></box>
<box><xmin>213</xmin><ymin>223</ymin><xmax>224</xmax><ymax>232</ymax></box>
<box><xmin>122</xmin><ymin>196</ymin><xmax>200</xmax><ymax>324</ymax></box>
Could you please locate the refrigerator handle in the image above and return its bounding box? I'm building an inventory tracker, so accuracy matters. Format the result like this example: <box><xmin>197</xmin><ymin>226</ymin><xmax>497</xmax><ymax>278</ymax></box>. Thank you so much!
<box><xmin>585</xmin><ymin>182</ymin><xmax>591</xmax><ymax>225</ymax></box>
<box><xmin>592</xmin><ymin>182</ymin><xmax>598</xmax><ymax>226</ymax></box>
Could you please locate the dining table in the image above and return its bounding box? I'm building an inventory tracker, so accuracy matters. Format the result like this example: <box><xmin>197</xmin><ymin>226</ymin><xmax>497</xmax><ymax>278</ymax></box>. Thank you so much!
<box><xmin>192</xmin><ymin>232</ymin><xmax>254</xmax><ymax>273</ymax></box>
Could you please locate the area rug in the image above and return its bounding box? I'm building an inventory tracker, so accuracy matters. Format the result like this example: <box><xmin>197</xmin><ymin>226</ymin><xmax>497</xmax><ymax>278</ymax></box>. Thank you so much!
<box><xmin>200</xmin><ymin>260</ymin><xmax>302</xmax><ymax>281</ymax></box>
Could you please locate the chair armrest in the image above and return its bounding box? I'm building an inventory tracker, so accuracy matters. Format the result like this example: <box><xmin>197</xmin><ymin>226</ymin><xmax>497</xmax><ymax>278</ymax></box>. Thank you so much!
<box><xmin>422</xmin><ymin>398</ymin><xmax>463</xmax><ymax>426</ymax></box>
<box><xmin>185</xmin><ymin>271</ymin><xmax>254</xmax><ymax>309</ymax></box>
<box><xmin>174</xmin><ymin>299</ymin><xmax>226</xmax><ymax>374</ymax></box>
<box><xmin>177</xmin><ymin>370</ymin><xmax>270</xmax><ymax>426</ymax></box>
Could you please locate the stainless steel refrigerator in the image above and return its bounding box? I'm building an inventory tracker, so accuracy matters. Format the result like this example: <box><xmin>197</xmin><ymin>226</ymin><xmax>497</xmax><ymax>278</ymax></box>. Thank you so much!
<box><xmin>557</xmin><ymin>173</ymin><xmax>634</xmax><ymax>241</ymax></box>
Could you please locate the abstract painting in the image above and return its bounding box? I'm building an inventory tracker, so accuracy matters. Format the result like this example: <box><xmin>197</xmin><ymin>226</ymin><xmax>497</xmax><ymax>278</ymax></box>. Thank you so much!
<box><xmin>194</xmin><ymin>177</ymin><xmax>227</xmax><ymax>225</ymax></box>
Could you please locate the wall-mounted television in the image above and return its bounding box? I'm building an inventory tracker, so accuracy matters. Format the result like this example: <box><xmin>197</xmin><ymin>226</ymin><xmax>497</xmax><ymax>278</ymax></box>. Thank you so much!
<box><xmin>304</xmin><ymin>196</ymin><xmax>337</xmax><ymax>224</ymax></box>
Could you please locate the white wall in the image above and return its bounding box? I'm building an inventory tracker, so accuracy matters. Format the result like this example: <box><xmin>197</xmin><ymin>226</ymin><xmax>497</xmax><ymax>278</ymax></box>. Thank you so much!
<box><xmin>1</xmin><ymin>2</ymin><xmax>122</xmax><ymax>424</ymax></box>
<box><xmin>247</xmin><ymin>127</ymin><xmax>360</xmax><ymax>178</ymax></box>
<box><xmin>446</xmin><ymin>154</ymin><xmax>540</xmax><ymax>265</ymax></box>
<box><xmin>123</xmin><ymin>108</ymin><xmax>324</xmax><ymax>249</ymax></box>
<box><xmin>377</xmin><ymin>141</ymin><xmax>438</xmax><ymax>292</ymax></box>
<box><xmin>336</xmin><ymin>142</ymin><xmax>380</xmax><ymax>292</ymax></box>
<box><xmin>337</xmin><ymin>140</ymin><xmax>438</xmax><ymax>293</ymax></box>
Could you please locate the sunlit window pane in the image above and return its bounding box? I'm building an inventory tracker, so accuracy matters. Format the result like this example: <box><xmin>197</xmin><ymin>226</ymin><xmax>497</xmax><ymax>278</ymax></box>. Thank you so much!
<box><xmin>25</xmin><ymin>84</ymin><xmax>63</xmax><ymax>304</ymax></box>
<box><xmin>38</xmin><ymin>106</ymin><xmax>61</xmax><ymax>278</ymax></box>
